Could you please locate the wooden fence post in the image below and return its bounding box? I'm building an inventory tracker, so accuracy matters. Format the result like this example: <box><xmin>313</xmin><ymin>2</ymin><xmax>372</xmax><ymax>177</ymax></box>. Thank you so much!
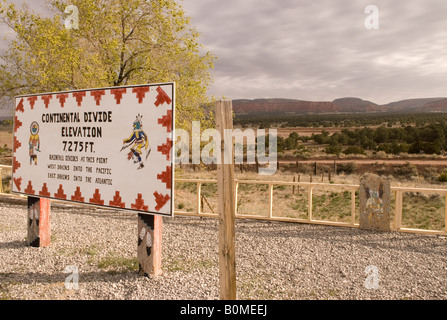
<box><xmin>351</xmin><ymin>189</ymin><xmax>356</xmax><ymax>226</ymax></box>
<box><xmin>137</xmin><ymin>214</ymin><xmax>163</xmax><ymax>278</ymax></box>
<box><xmin>292</xmin><ymin>176</ymin><xmax>296</xmax><ymax>194</ymax></box>
<box><xmin>445</xmin><ymin>194</ymin><xmax>447</xmax><ymax>234</ymax></box>
<box><xmin>215</xmin><ymin>100</ymin><xmax>236</xmax><ymax>300</ymax></box>
<box><xmin>394</xmin><ymin>190</ymin><xmax>403</xmax><ymax>231</ymax></box>
<box><xmin>268</xmin><ymin>183</ymin><xmax>274</xmax><ymax>219</ymax></box>
<box><xmin>197</xmin><ymin>182</ymin><xmax>202</xmax><ymax>214</ymax></box>
<box><xmin>234</xmin><ymin>182</ymin><xmax>239</xmax><ymax>215</ymax></box>
<box><xmin>308</xmin><ymin>186</ymin><xmax>313</xmax><ymax>221</ymax></box>
<box><xmin>27</xmin><ymin>197</ymin><xmax>51</xmax><ymax>247</ymax></box>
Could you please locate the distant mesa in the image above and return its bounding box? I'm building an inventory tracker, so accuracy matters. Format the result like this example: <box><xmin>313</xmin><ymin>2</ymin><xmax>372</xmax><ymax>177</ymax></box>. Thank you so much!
<box><xmin>2</xmin><ymin>96</ymin><xmax>447</xmax><ymax>121</ymax></box>
<box><xmin>382</xmin><ymin>98</ymin><xmax>445</xmax><ymax>110</ymax></box>
<box><xmin>233</xmin><ymin>98</ymin><xmax>337</xmax><ymax>115</ymax></box>
<box><xmin>415</xmin><ymin>98</ymin><xmax>447</xmax><ymax>112</ymax></box>
<box><xmin>332</xmin><ymin>97</ymin><xmax>379</xmax><ymax>112</ymax></box>
<box><xmin>232</xmin><ymin>96</ymin><xmax>447</xmax><ymax>116</ymax></box>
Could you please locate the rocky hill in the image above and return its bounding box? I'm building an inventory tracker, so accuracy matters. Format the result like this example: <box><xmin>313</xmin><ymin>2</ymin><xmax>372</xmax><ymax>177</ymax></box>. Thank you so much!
<box><xmin>382</xmin><ymin>98</ymin><xmax>444</xmax><ymax>110</ymax></box>
<box><xmin>233</xmin><ymin>98</ymin><xmax>337</xmax><ymax>115</ymax></box>
<box><xmin>332</xmin><ymin>97</ymin><xmax>383</xmax><ymax>113</ymax></box>
<box><xmin>414</xmin><ymin>98</ymin><xmax>447</xmax><ymax>112</ymax></box>
<box><xmin>233</xmin><ymin>97</ymin><xmax>447</xmax><ymax>116</ymax></box>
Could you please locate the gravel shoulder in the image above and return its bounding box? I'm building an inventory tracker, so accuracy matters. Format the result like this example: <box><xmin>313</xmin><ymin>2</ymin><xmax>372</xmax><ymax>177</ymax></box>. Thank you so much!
<box><xmin>1</xmin><ymin>196</ymin><xmax>447</xmax><ymax>300</ymax></box>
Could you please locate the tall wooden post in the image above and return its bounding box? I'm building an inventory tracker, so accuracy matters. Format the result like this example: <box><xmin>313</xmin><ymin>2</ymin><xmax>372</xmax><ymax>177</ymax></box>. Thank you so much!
<box><xmin>137</xmin><ymin>213</ymin><xmax>163</xmax><ymax>278</ymax></box>
<box><xmin>27</xmin><ymin>197</ymin><xmax>51</xmax><ymax>247</ymax></box>
<box><xmin>215</xmin><ymin>100</ymin><xmax>236</xmax><ymax>300</ymax></box>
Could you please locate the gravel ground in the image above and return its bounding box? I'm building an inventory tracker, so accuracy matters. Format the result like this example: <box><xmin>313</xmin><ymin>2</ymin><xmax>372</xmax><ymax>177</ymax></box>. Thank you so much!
<box><xmin>1</xmin><ymin>195</ymin><xmax>447</xmax><ymax>300</ymax></box>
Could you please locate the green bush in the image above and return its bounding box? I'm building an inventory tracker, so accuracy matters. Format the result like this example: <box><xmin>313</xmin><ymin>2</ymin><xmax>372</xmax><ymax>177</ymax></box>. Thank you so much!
<box><xmin>438</xmin><ymin>173</ymin><xmax>447</xmax><ymax>182</ymax></box>
<box><xmin>343</xmin><ymin>146</ymin><xmax>366</xmax><ymax>155</ymax></box>
<box><xmin>325</xmin><ymin>143</ymin><xmax>343</xmax><ymax>155</ymax></box>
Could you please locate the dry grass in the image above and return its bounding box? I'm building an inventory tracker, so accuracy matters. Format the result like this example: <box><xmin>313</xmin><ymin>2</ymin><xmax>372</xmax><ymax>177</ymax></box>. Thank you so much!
<box><xmin>174</xmin><ymin>168</ymin><xmax>447</xmax><ymax>232</ymax></box>
<box><xmin>401</xmin><ymin>192</ymin><xmax>445</xmax><ymax>230</ymax></box>
<box><xmin>0</xmin><ymin>131</ymin><xmax>12</xmax><ymax>149</ymax></box>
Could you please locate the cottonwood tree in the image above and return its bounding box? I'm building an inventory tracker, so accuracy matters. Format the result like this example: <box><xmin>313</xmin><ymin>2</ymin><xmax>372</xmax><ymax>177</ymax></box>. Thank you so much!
<box><xmin>0</xmin><ymin>0</ymin><xmax>216</xmax><ymax>129</ymax></box>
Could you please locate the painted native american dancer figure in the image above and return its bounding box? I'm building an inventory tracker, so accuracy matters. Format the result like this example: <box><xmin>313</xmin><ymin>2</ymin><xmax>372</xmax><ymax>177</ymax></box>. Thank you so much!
<box><xmin>29</xmin><ymin>121</ymin><xmax>40</xmax><ymax>165</ymax></box>
<box><xmin>121</xmin><ymin>114</ymin><xmax>151</xmax><ymax>170</ymax></box>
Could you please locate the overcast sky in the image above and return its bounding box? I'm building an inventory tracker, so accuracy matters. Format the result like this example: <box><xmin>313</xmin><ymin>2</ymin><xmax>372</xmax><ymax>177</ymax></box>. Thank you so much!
<box><xmin>2</xmin><ymin>0</ymin><xmax>447</xmax><ymax>105</ymax></box>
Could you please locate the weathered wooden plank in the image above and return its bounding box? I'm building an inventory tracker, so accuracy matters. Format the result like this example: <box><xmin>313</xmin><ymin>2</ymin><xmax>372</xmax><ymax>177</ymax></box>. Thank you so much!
<box><xmin>215</xmin><ymin>100</ymin><xmax>236</xmax><ymax>300</ymax></box>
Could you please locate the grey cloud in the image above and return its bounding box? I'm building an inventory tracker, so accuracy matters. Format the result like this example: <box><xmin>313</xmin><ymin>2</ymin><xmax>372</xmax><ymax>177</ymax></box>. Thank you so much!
<box><xmin>184</xmin><ymin>0</ymin><xmax>447</xmax><ymax>104</ymax></box>
<box><xmin>0</xmin><ymin>0</ymin><xmax>446</xmax><ymax>105</ymax></box>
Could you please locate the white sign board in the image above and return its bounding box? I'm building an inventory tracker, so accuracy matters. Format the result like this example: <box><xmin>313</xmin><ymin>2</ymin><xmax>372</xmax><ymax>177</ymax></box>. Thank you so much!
<box><xmin>12</xmin><ymin>83</ymin><xmax>175</xmax><ymax>217</ymax></box>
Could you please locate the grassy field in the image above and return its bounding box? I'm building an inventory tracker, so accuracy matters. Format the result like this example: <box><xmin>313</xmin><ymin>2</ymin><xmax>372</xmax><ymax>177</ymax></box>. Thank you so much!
<box><xmin>0</xmin><ymin>126</ymin><xmax>13</xmax><ymax>167</ymax></box>
<box><xmin>0</xmin><ymin>131</ymin><xmax>12</xmax><ymax>149</ymax></box>
<box><xmin>174</xmin><ymin>168</ymin><xmax>446</xmax><ymax>232</ymax></box>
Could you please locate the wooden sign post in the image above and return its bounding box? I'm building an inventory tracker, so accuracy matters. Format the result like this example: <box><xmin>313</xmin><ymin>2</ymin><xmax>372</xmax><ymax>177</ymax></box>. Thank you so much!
<box><xmin>137</xmin><ymin>213</ymin><xmax>163</xmax><ymax>277</ymax></box>
<box><xmin>215</xmin><ymin>100</ymin><xmax>237</xmax><ymax>300</ymax></box>
<box><xmin>27</xmin><ymin>197</ymin><xmax>51</xmax><ymax>247</ymax></box>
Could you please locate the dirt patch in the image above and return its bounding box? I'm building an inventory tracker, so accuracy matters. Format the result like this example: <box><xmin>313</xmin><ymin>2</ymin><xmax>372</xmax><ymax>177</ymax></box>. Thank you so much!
<box><xmin>0</xmin><ymin>130</ymin><xmax>13</xmax><ymax>149</ymax></box>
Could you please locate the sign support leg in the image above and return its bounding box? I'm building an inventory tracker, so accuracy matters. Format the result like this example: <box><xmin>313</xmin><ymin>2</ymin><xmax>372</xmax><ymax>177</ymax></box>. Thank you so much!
<box><xmin>27</xmin><ymin>197</ymin><xmax>51</xmax><ymax>247</ymax></box>
<box><xmin>137</xmin><ymin>213</ymin><xmax>163</xmax><ymax>278</ymax></box>
<box><xmin>215</xmin><ymin>100</ymin><xmax>237</xmax><ymax>300</ymax></box>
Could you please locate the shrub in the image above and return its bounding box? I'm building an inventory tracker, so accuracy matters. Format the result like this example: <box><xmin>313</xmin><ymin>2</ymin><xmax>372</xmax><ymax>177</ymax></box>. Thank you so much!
<box><xmin>393</xmin><ymin>162</ymin><xmax>418</xmax><ymax>178</ymax></box>
<box><xmin>337</xmin><ymin>162</ymin><xmax>358</xmax><ymax>174</ymax></box>
<box><xmin>343</xmin><ymin>146</ymin><xmax>366</xmax><ymax>155</ymax></box>
<box><xmin>325</xmin><ymin>143</ymin><xmax>343</xmax><ymax>155</ymax></box>
<box><xmin>438</xmin><ymin>173</ymin><xmax>447</xmax><ymax>182</ymax></box>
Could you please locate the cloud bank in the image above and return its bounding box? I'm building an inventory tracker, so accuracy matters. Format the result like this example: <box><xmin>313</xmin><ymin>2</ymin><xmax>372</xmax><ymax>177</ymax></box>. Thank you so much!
<box><xmin>1</xmin><ymin>0</ymin><xmax>446</xmax><ymax>105</ymax></box>
<box><xmin>183</xmin><ymin>0</ymin><xmax>447</xmax><ymax>104</ymax></box>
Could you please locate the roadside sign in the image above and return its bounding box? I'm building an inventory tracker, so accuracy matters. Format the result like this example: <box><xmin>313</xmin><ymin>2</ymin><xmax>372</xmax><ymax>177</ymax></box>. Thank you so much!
<box><xmin>12</xmin><ymin>83</ymin><xmax>175</xmax><ymax>217</ymax></box>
